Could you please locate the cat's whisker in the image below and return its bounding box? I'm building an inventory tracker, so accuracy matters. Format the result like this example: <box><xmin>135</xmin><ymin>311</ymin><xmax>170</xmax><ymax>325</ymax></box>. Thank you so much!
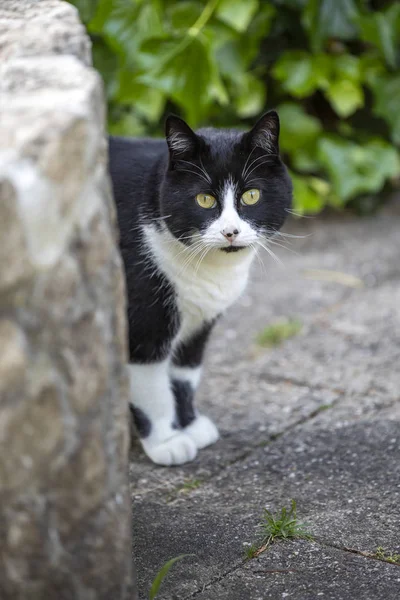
<box><xmin>244</xmin><ymin>178</ymin><xmax>265</xmax><ymax>187</ymax></box>
<box><xmin>177</xmin><ymin>242</ymin><xmax>206</xmax><ymax>277</ymax></box>
<box><xmin>243</xmin><ymin>153</ymin><xmax>269</xmax><ymax>179</ymax></box>
<box><xmin>199</xmin><ymin>157</ymin><xmax>212</xmax><ymax>184</ymax></box>
<box><xmin>269</xmin><ymin>230</ymin><xmax>312</xmax><ymax>240</ymax></box>
<box><xmin>243</xmin><ymin>153</ymin><xmax>277</xmax><ymax>180</ymax></box>
<box><xmin>264</xmin><ymin>237</ymin><xmax>299</xmax><ymax>256</ymax></box>
<box><xmin>180</xmin><ymin>249</ymin><xmax>206</xmax><ymax>278</ymax></box>
<box><xmin>285</xmin><ymin>208</ymin><xmax>315</xmax><ymax>219</ymax></box>
<box><xmin>241</xmin><ymin>146</ymin><xmax>257</xmax><ymax>180</ymax></box>
<box><xmin>174</xmin><ymin>240</ymin><xmax>204</xmax><ymax>262</ymax></box>
<box><xmin>251</xmin><ymin>243</ymin><xmax>268</xmax><ymax>278</ymax></box>
<box><xmin>245</xmin><ymin>158</ymin><xmax>275</xmax><ymax>181</ymax></box>
<box><xmin>193</xmin><ymin>245</ymin><xmax>211</xmax><ymax>277</ymax></box>
<box><xmin>261</xmin><ymin>229</ymin><xmax>294</xmax><ymax>247</ymax></box>
<box><xmin>176</xmin><ymin>167</ymin><xmax>211</xmax><ymax>185</ymax></box>
<box><xmin>150</xmin><ymin>214</ymin><xmax>172</xmax><ymax>221</ymax></box>
<box><xmin>176</xmin><ymin>159</ymin><xmax>212</xmax><ymax>185</ymax></box>
<box><xmin>177</xmin><ymin>233</ymin><xmax>203</xmax><ymax>242</ymax></box>
<box><xmin>242</xmin><ymin>152</ymin><xmax>273</xmax><ymax>179</ymax></box>
<box><xmin>256</xmin><ymin>239</ymin><xmax>284</xmax><ymax>267</ymax></box>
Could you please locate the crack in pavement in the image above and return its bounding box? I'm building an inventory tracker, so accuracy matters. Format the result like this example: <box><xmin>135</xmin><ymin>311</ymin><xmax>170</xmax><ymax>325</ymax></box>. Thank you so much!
<box><xmin>181</xmin><ymin>536</ymin><xmax>400</xmax><ymax>599</ymax></box>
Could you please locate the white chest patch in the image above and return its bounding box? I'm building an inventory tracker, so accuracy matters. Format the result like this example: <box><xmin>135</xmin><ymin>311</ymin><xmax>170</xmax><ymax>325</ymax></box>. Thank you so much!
<box><xmin>144</xmin><ymin>224</ymin><xmax>255</xmax><ymax>343</ymax></box>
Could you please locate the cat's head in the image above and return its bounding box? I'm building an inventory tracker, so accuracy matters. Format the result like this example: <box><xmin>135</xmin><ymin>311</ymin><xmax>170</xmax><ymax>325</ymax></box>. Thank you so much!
<box><xmin>160</xmin><ymin>112</ymin><xmax>292</xmax><ymax>253</ymax></box>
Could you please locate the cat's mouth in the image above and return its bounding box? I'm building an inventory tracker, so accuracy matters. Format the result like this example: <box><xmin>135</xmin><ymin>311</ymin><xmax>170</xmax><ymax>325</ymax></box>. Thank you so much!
<box><xmin>221</xmin><ymin>246</ymin><xmax>247</xmax><ymax>253</ymax></box>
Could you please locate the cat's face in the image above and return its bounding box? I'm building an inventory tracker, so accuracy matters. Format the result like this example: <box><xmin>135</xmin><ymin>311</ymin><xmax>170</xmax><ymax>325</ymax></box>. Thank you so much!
<box><xmin>161</xmin><ymin>112</ymin><xmax>292</xmax><ymax>253</ymax></box>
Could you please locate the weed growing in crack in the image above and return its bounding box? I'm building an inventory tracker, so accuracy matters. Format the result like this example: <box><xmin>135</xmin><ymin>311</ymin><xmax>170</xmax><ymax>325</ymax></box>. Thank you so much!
<box><xmin>244</xmin><ymin>544</ymin><xmax>260</xmax><ymax>560</ymax></box>
<box><xmin>181</xmin><ymin>478</ymin><xmax>202</xmax><ymax>492</ymax></box>
<box><xmin>166</xmin><ymin>478</ymin><xmax>202</xmax><ymax>503</ymax></box>
<box><xmin>256</xmin><ymin>318</ymin><xmax>302</xmax><ymax>348</ymax></box>
<box><xmin>245</xmin><ymin>499</ymin><xmax>312</xmax><ymax>559</ymax></box>
<box><xmin>374</xmin><ymin>547</ymin><xmax>400</xmax><ymax>564</ymax></box>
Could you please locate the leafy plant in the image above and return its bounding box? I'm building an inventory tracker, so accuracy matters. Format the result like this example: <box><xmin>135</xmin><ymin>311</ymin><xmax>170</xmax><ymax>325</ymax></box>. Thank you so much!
<box><xmin>256</xmin><ymin>318</ymin><xmax>302</xmax><ymax>347</ymax></box>
<box><xmin>69</xmin><ymin>0</ymin><xmax>400</xmax><ymax>214</ymax></box>
<box><xmin>245</xmin><ymin>499</ymin><xmax>312</xmax><ymax>559</ymax></box>
<box><xmin>373</xmin><ymin>546</ymin><xmax>400</xmax><ymax>565</ymax></box>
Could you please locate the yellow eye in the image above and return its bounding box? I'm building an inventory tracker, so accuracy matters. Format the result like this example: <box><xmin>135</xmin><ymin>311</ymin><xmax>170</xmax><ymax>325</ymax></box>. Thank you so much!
<box><xmin>241</xmin><ymin>189</ymin><xmax>260</xmax><ymax>206</ymax></box>
<box><xmin>196</xmin><ymin>193</ymin><xmax>216</xmax><ymax>209</ymax></box>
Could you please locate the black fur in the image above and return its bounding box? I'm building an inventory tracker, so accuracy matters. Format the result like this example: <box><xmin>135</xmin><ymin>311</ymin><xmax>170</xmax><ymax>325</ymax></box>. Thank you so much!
<box><xmin>171</xmin><ymin>380</ymin><xmax>196</xmax><ymax>428</ymax></box>
<box><xmin>130</xmin><ymin>406</ymin><xmax>152</xmax><ymax>438</ymax></box>
<box><xmin>173</xmin><ymin>321</ymin><xmax>215</xmax><ymax>368</ymax></box>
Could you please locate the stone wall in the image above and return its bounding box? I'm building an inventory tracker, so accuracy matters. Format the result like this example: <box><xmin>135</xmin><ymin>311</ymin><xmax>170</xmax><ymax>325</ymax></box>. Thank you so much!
<box><xmin>0</xmin><ymin>1</ymin><xmax>134</xmax><ymax>598</ymax></box>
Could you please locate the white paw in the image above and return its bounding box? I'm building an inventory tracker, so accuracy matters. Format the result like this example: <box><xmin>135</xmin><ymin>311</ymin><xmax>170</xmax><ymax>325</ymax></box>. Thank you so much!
<box><xmin>142</xmin><ymin>432</ymin><xmax>197</xmax><ymax>466</ymax></box>
<box><xmin>184</xmin><ymin>415</ymin><xmax>219</xmax><ymax>450</ymax></box>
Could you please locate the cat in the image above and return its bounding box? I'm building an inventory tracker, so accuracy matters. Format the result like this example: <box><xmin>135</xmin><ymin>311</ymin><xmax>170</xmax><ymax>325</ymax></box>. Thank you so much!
<box><xmin>108</xmin><ymin>111</ymin><xmax>292</xmax><ymax>466</ymax></box>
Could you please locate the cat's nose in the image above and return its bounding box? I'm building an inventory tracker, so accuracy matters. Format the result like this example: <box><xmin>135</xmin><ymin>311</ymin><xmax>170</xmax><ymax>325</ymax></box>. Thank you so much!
<box><xmin>222</xmin><ymin>227</ymin><xmax>240</xmax><ymax>242</ymax></box>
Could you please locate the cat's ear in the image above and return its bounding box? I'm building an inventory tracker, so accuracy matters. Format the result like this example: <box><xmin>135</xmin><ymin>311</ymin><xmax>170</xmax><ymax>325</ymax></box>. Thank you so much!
<box><xmin>165</xmin><ymin>115</ymin><xmax>199</xmax><ymax>158</ymax></box>
<box><xmin>244</xmin><ymin>110</ymin><xmax>280</xmax><ymax>154</ymax></box>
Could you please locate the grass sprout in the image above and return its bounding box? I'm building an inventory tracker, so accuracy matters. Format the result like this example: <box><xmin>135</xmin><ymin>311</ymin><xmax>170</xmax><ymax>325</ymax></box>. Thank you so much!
<box><xmin>373</xmin><ymin>547</ymin><xmax>400</xmax><ymax>564</ymax></box>
<box><xmin>245</xmin><ymin>499</ymin><xmax>312</xmax><ymax>559</ymax></box>
<box><xmin>149</xmin><ymin>555</ymin><xmax>194</xmax><ymax>599</ymax></box>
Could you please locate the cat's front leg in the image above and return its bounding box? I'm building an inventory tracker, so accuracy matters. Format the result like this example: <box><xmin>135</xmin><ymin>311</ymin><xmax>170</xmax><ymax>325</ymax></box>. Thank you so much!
<box><xmin>128</xmin><ymin>361</ymin><xmax>197</xmax><ymax>466</ymax></box>
<box><xmin>171</xmin><ymin>326</ymin><xmax>219</xmax><ymax>450</ymax></box>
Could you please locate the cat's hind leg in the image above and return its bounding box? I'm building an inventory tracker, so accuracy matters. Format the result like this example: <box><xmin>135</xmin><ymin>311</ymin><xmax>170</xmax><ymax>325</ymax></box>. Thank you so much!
<box><xmin>128</xmin><ymin>361</ymin><xmax>197</xmax><ymax>466</ymax></box>
<box><xmin>171</xmin><ymin>326</ymin><xmax>219</xmax><ymax>450</ymax></box>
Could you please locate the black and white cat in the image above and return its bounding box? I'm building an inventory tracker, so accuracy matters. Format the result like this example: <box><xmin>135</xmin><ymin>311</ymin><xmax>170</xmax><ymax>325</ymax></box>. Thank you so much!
<box><xmin>108</xmin><ymin>111</ymin><xmax>292</xmax><ymax>466</ymax></box>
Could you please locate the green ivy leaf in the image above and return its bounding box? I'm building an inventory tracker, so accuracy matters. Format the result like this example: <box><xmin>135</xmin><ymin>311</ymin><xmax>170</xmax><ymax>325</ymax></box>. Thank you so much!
<box><xmin>91</xmin><ymin>36</ymin><xmax>118</xmax><ymax>98</ymax></box>
<box><xmin>278</xmin><ymin>103</ymin><xmax>321</xmax><ymax>171</ymax></box>
<box><xmin>319</xmin><ymin>137</ymin><xmax>400</xmax><ymax>201</ymax></box>
<box><xmin>303</xmin><ymin>0</ymin><xmax>359</xmax><ymax>52</ymax></box>
<box><xmin>217</xmin><ymin>0</ymin><xmax>259</xmax><ymax>33</ymax></box>
<box><xmin>325</xmin><ymin>79</ymin><xmax>364</xmax><ymax>117</ymax></box>
<box><xmin>356</xmin><ymin>3</ymin><xmax>400</xmax><ymax>70</ymax></box>
<box><xmin>370</xmin><ymin>75</ymin><xmax>400</xmax><ymax>145</ymax></box>
<box><xmin>69</xmin><ymin>0</ymin><xmax>99</xmax><ymax>23</ymax></box>
<box><xmin>216</xmin><ymin>40</ymin><xmax>248</xmax><ymax>82</ymax></box>
<box><xmin>279</xmin><ymin>103</ymin><xmax>322</xmax><ymax>149</ymax></box>
<box><xmin>87</xmin><ymin>0</ymin><xmax>113</xmax><ymax>31</ymax></box>
<box><xmin>138</xmin><ymin>36</ymin><xmax>213</xmax><ymax>126</ymax></box>
<box><xmin>272</xmin><ymin>52</ymin><xmax>331</xmax><ymax>98</ymax></box>
<box><xmin>108</xmin><ymin>110</ymin><xmax>147</xmax><ymax>137</ymax></box>
<box><xmin>117</xmin><ymin>72</ymin><xmax>165</xmax><ymax>122</ymax></box>
<box><xmin>291</xmin><ymin>173</ymin><xmax>327</xmax><ymax>214</ymax></box>
<box><xmin>167</xmin><ymin>1</ymin><xmax>203</xmax><ymax>33</ymax></box>
<box><xmin>332</xmin><ymin>54</ymin><xmax>362</xmax><ymax>82</ymax></box>
<box><xmin>234</xmin><ymin>73</ymin><xmax>266</xmax><ymax>118</ymax></box>
<box><xmin>209</xmin><ymin>58</ymin><xmax>230</xmax><ymax>105</ymax></box>
<box><xmin>238</xmin><ymin>3</ymin><xmax>276</xmax><ymax>65</ymax></box>
<box><xmin>360</xmin><ymin>52</ymin><xmax>386</xmax><ymax>85</ymax></box>
<box><xmin>91</xmin><ymin>0</ymin><xmax>164</xmax><ymax>60</ymax></box>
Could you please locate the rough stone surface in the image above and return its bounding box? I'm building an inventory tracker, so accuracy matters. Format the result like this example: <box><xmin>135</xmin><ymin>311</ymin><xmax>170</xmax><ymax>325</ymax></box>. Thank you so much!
<box><xmin>130</xmin><ymin>201</ymin><xmax>400</xmax><ymax>599</ymax></box>
<box><xmin>0</xmin><ymin>2</ymin><xmax>134</xmax><ymax>598</ymax></box>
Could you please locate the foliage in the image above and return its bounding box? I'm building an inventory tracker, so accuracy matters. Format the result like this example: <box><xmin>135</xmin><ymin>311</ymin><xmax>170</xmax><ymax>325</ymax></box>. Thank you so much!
<box><xmin>256</xmin><ymin>317</ymin><xmax>302</xmax><ymax>347</ymax></box>
<box><xmin>70</xmin><ymin>0</ymin><xmax>400</xmax><ymax>214</ymax></box>
<box><xmin>245</xmin><ymin>499</ymin><xmax>312</xmax><ymax>559</ymax></box>
<box><xmin>260</xmin><ymin>499</ymin><xmax>312</xmax><ymax>541</ymax></box>
<box><xmin>373</xmin><ymin>546</ymin><xmax>400</xmax><ymax>564</ymax></box>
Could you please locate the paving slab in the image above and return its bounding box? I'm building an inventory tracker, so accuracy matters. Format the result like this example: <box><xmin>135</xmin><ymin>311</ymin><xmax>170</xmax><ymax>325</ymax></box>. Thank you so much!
<box><xmin>133</xmin><ymin>418</ymin><xmax>400</xmax><ymax>599</ymax></box>
<box><xmin>130</xmin><ymin>201</ymin><xmax>400</xmax><ymax>599</ymax></box>
<box><xmin>193</xmin><ymin>540</ymin><xmax>400</xmax><ymax>600</ymax></box>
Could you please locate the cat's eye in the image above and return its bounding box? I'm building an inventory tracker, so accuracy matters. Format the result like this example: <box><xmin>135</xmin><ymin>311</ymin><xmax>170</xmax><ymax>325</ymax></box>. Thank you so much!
<box><xmin>241</xmin><ymin>189</ymin><xmax>260</xmax><ymax>206</ymax></box>
<box><xmin>196</xmin><ymin>193</ymin><xmax>216</xmax><ymax>209</ymax></box>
